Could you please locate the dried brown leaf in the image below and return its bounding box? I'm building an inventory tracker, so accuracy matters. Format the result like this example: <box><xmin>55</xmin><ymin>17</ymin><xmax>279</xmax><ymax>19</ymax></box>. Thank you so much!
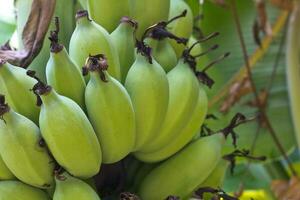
<box><xmin>220</xmin><ymin>76</ymin><xmax>253</xmax><ymax>113</ymax></box>
<box><xmin>246</xmin><ymin>89</ymin><xmax>268</xmax><ymax>108</ymax></box>
<box><xmin>255</xmin><ymin>0</ymin><xmax>273</xmax><ymax>36</ymax></box>
<box><xmin>253</xmin><ymin>18</ymin><xmax>263</xmax><ymax>47</ymax></box>
<box><xmin>271</xmin><ymin>176</ymin><xmax>300</xmax><ymax>200</ymax></box>
<box><xmin>0</xmin><ymin>0</ymin><xmax>56</xmax><ymax>67</ymax></box>
<box><xmin>269</xmin><ymin>0</ymin><xmax>294</xmax><ymax>10</ymax></box>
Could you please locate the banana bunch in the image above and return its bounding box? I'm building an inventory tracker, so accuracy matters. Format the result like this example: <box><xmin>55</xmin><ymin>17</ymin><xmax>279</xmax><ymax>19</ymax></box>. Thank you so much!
<box><xmin>0</xmin><ymin>0</ymin><xmax>235</xmax><ymax>199</ymax></box>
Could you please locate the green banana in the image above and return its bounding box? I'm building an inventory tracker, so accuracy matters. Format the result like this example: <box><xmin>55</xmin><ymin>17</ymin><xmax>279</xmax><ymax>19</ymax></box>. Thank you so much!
<box><xmin>53</xmin><ymin>172</ymin><xmax>101</xmax><ymax>200</ymax></box>
<box><xmin>125</xmin><ymin>43</ymin><xmax>169</xmax><ymax>151</ymax></box>
<box><xmin>110</xmin><ymin>17</ymin><xmax>137</xmax><ymax>83</ymax></box>
<box><xmin>46</xmin><ymin>22</ymin><xmax>86</xmax><ymax>109</ymax></box>
<box><xmin>286</xmin><ymin>2</ymin><xmax>300</xmax><ymax>148</ymax></box>
<box><xmin>135</xmin><ymin>85</ymin><xmax>208</xmax><ymax>162</ymax></box>
<box><xmin>84</xmin><ymin>178</ymin><xmax>98</xmax><ymax>192</ymax></box>
<box><xmin>168</xmin><ymin>0</ymin><xmax>193</xmax><ymax>57</ymax></box>
<box><xmin>138</xmin><ymin>133</ymin><xmax>224</xmax><ymax>200</ymax></box>
<box><xmin>188</xmin><ymin>36</ymin><xmax>210</xmax><ymax>71</ymax></box>
<box><xmin>84</xmin><ymin>55</ymin><xmax>135</xmax><ymax>164</ymax></box>
<box><xmin>46</xmin><ymin>185</ymin><xmax>55</xmax><ymax>199</ymax></box>
<box><xmin>0</xmin><ymin>180</ymin><xmax>51</xmax><ymax>200</ymax></box>
<box><xmin>146</xmin><ymin>38</ymin><xmax>178</xmax><ymax>72</ymax></box>
<box><xmin>0</xmin><ymin>155</ymin><xmax>15</xmax><ymax>180</ymax></box>
<box><xmin>197</xmin><ymin>159</ymin><xmax>228</xmax><ymax>189</ymax></box>
<box><xmin>129</xmin><ymin>0</ymin><xmax>170</xmax><ymax>38</ymax></box>
<box><xmin>15</xmin><ymin>0</ymin><xmax>75</xmax><ymax>81</ymax></box>
<box><xmin>28</xmin><ymin>71</ymin><xmax>102</xmax><ymax>179</ymax></box>
<box><xmin>87</xmin><ymin>0</ymin><xmax>130</xmax><ymax>33</ymax></box>
<box><xmin>0</xmin><ymin>60</ymin><xmax>39</xmax><ymax>124</ymax></box>
<box><xmin>78</xmin><ymin>0</ymin><xmax>87</xmax><ymax>9</ymax></box>
<box><xmin>69</xmin><ymin>10</ymin><xmax>121</xmax><ymax>81</ymax></box>
<box><xmin>142</xmin><ymin>10</ymin><xmax>189</xmax><ymax>73</ymax></box>
<box><xmin>137</xmin><ymin>58</ymin><xmax>200</xmax><ymax>153</ymax></box>
<box><xmin>0</xmin><ymin>95</ymin><xmax>54</xmax><ymax>188</ymax></box>
<box><xmin>187</xmin><ymin>159</ymin><xmax>229</xmax><ymax>200</ymax></box>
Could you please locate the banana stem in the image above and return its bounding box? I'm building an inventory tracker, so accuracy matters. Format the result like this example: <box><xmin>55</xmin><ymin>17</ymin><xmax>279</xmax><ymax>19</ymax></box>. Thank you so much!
<box><xmin>286</xmin><ymin>1</ymin><xmax>300</xmax><ymax>151</ymax></box>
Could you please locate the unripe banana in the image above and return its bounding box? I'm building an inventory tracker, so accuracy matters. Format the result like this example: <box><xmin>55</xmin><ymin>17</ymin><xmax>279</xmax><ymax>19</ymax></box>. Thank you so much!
<box><xmin>69</xmin><ymin>10</ymin><xmax>121</xmax><ymax>81</ymax></box>
<box><xmin>186</xmin><ymin>159</ymin><xmax>229</xmax><ymax>200</ymax></box>
<box><xmin>46</xmin><ymin>185</ymin><xmax>55</xmax><ymax>199</ymax></box>
<box><xmin>129</xmin><ymin>0</ymin><xmax>170</xmax><ymax>38</ymax></box>
<box><xmin>84</xmin><ymin>178</ymin><xmax>97</xmax><ymax>192</ymax></box>
<box><xmin>0</xmin><ymin>180</ymin><xmax>51</xmax><ymax>200</ymax></box>
<box><xmin>46</xmin><ymin>24</ymin><xmax>86</xmax><ymax>109</ymax></box>
<box><xmin>29</xmin><ymin>72</ymin><xmax>102</xmax><ymax>178</ymax></box>
<box><xmin>78</xmin><ymin>0</ymin><xmax>87</xmax><ymax>9</ymax></box>
<box><xmin>188</xmin><ymin>36</ymin><xmax>210</xmax><ymax>70</ymax></box>
<box><xmin>135</xmin><ymin>85</ymin><xmax>207</xmax><ymax>162</ymax></box>
<box><xmin>168</xmin><ymin>0</ymin><xmax>193</xmax><ymax>57</ymax></box>
<box><xmin>184</xmin><ymin>159</ymin><xmax>229</xmax><ymax>200</ymax></box>
<box><xmin>198</xmin><ymin>160</ymin><xmax>228</xmax><ymax>189</ymax></box>
<box><xmin>0</xmin><ymin>155</ymin><xmax>15</xmax><ymax>180</ymax></box>
<box><xmin>137</xmin><ymin>58</ymin><xmax>200</xmax><ymax>153</ymax></box>
<box><xmin>0</xmin><ymin>95</ymin><xmax>54</xmax><ymax>188</ymax></box>
<box><xmin>0</xmin><ymin>60</ymin><xmax>39</xmax><ymax>124</ymax></box>
<box><xmin>138</xmin><ymin>134</ymin><xmax>224</xmax><ymax>200</ymax></box>
<box><xmin>110</xmin><ymin>17</ymin><xmax>137</xmax><ymax>83</ymax></box>
<box><xmin>84</xmin><ymin>55</ymin><xmax>135</xmax><ymax>164</ymax></box>
<box><xmin>87</xmin><ymin>0</ymin><xmax>130</xmax><ymax>33</ymax></box>
<box><xmin>53</xmin><ymin>172</ymin><xmax>101</xmax><ymax>200</ymax></box>
<box><xmin>125</xmin><ymin>46</ymin><xmax>169</xmax><ymax>151</ymax></box>
<box><xmin>146</xmin><ymin>38</ymin><xmax>178</xmax><ymax>72</ymax></box>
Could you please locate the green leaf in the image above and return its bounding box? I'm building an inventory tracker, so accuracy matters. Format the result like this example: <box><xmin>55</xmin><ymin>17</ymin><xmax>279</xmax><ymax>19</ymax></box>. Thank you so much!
<box><xmin>199</xmin><ymin>1</ymin><xmax>295</xmax><ymax>160</ymax></box>
<box><xmin>223</xmin><ymin>163</ymin><xmax>272</xmax><ymax>191</ymax></box>
<box><xmin>0</xmin><ymin>20</ymin><xmax>15</xmax><ymax>44</ymax></box>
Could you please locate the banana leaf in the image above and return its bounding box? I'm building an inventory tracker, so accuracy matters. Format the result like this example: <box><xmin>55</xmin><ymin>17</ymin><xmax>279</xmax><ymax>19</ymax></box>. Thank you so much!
<box><xmin>199</xmin><ymin>1</ymin><xmax>295</xmax><ymax>160</ymax></box>
<box><xmin>0</xmin><ymin>20</ymin><xmax>15</xmax><ymax>45</ymax></box>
